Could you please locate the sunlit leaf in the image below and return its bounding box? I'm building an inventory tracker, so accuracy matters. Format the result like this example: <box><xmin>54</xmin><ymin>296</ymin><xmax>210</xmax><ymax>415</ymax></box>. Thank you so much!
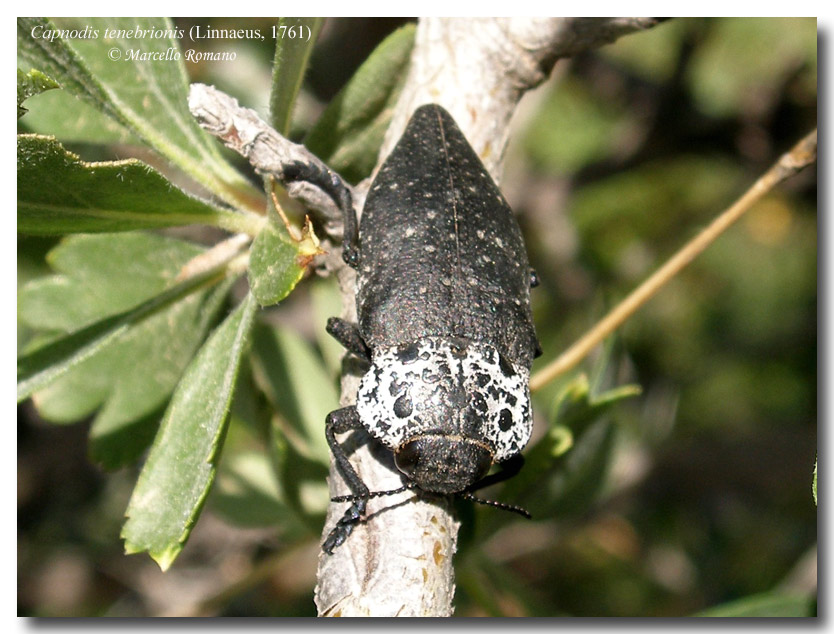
<box><xmin>17</xmin><ymin>135</ymin><xmax>256</xmax><ymax>236</ymax></box>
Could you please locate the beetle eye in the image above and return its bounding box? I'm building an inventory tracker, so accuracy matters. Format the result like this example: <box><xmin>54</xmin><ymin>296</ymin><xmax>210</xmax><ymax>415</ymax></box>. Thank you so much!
<box><xmin>394</xmin><ymin>439</ymin><xmax>420</xmax><ymax>477</ymax></box>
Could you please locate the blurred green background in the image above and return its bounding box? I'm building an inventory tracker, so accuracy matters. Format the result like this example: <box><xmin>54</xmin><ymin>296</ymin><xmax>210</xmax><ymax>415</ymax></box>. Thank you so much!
<box><xmin>18</xmin><ymin>17</ymin><xmax>816</xmax><ymax>616</ymax></box>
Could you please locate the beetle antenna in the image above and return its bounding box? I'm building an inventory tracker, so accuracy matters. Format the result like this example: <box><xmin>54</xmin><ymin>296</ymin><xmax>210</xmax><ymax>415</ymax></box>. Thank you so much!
<box><xmin>457</xmin><ymin>491</ymin><xmax>532</xmax><ymax>519</ymax></box>
<box><xmin>330</xmin><ymin>484</ymin><xmax>411</xmax><ymax>503</ymax></box>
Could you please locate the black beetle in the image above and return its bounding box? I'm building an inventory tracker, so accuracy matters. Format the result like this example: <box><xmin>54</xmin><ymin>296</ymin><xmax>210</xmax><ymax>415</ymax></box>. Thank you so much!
<box><xmin>284</xmin><ymin>104</ymin><xmax>540</xmax><ymax>553</ymax></box>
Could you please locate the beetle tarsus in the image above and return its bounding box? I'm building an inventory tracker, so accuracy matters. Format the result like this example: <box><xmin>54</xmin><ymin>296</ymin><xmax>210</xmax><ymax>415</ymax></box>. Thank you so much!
<box><xmin>323</xmin><ymin>406</ymin><xmax>370</xmax><ymax>554</ymax></box>
<box><xmin>282</xmin><ymin>160</ymin><xmax>360</xmax><ymax>269</ymax></box>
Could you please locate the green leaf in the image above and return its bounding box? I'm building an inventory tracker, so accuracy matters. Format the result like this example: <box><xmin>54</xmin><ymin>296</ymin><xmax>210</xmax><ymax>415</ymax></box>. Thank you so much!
<box><xmin>17</xmin><ymin>135</ymin><xmax>259</xmax><ymax>236</ymax></box>
<box><xmin>87</xmin><ymin>281</ymin><xmax>233</xmax><ymax>468</ymax></box>
<box><xmin>122</xmin><ymin>293</ymin><xmax>258</xmax><ymax>570</ymax></box>
<box><xmin>211</xmin><ymin>451</ymin><xmax>288</xmax><ymax>528</ymax></box>
<box><xmin>17</xmin><ymin>17</ymin><xmax>260</xmax><ymax>211</ymax></box>
<box><xmin>18</xmin><ymin>86</ymin><xmax>137</xmax><ymax>145</ymax></box>
<box><xmin>17</xmin><ymin>248</ymin><xmax>232</xmax><ymax>402</ymax></box>
<box><xmin>17</xmin><ymin>68</ymin><xmax>59</xmax><ymax>118</ymax></box>
<box><xmin>252</xmin><ymin>323</ymin><xmax>336</xmax><ymax>463</ymax></box>
<box><xmin>694</xmin><ymin>591</ymin><xmax>816</xmax><ymax>617</ymax></box>
<box><xmin>18</xmin><ymin>233</ymin><xmax>204</xmax><ymax>333</ymax></box>
<box><xmin>19</xmin><ymin>235</ymin><xmax>235</xmax><ymax>467</ymax></box>
<box><xmin>248</xmin><ymin>217</ymin><xmax>320</xmax><ymax>306</ymax></box>
<box><xmin>499</xmin><ymin>373</ymin><xmax>640</xmax><ymax>519</ymax></box>
<box><xmin>304</xmin><ymin>23</ymin><xmax>415</xmax><ymax>183</ymax></box>
<box><xmin>270</xmin><ymin>17</ymin><xmax>323</xmax><ymax>136</ymax></box>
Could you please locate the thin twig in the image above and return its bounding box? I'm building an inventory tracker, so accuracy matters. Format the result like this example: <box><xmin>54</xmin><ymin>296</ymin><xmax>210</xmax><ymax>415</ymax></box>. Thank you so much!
<box><xmin>530</xmin><ymin>129</ymin><xmax>817</xmax><ymax>392</ymax></box>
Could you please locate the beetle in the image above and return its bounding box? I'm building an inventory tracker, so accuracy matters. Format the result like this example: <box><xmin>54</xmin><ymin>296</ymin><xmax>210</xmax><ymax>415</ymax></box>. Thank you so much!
<box><xmin>284</xmin><ymin>104</ymin><xmax>541</xmax><ymax>554</ymax></box>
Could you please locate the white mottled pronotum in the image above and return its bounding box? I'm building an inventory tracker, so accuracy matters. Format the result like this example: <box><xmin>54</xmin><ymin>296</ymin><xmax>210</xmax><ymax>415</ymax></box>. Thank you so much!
<box><xmin>356</xmin><ymin>337</ymin><xmax>532</xmax><ymax>462</ymax></box>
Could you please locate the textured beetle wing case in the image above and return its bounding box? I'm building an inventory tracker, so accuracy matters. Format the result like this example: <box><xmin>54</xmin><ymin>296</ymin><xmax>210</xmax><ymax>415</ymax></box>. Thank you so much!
<box><xmin>357</xmin><ymin>104</ymin><xmax>538</xmax><ymax>368</ymax></box>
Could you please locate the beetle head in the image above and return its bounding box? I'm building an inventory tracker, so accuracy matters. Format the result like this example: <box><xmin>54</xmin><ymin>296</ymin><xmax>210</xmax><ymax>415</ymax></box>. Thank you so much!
<box><xmin>394</xmin><ymin>434</ymin><xmax>492</xmax><ymax>494</ymax></box>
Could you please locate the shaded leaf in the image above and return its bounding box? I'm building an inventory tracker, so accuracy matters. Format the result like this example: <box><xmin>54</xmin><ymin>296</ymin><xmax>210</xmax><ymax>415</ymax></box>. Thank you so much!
<box><xmin>17</xmin><ymin>135</ymin><xmax>257</xmax><ymax>236</ymax></box>
<box><xmin>17</xmin><ymin>17</ymin><xmax>260</xmax><ymax>211</ymax></box>
<box><xmin>304</xmin><ymin>24</ymin><xmax>415</xmax><ymax>183</ymax></box>
<box><xmin>251</xmin><ymin>322</ymin><xmax>336</xmax><ymax>463</ymax></box>
<box><xmin>19</xmin><ymin>234</ymin><xmax>235</xmax><ymax>467</ymax></box>
<box><xmin>211</xmin><ymin>451</ymin><xmax>291</xmax><ymax>528</ymax></box>
<box><xmin>17</xmin><ymin>68</ymin><xmax>59</xmax><ymax>118</ymax></box>
<box><xmin>695</xmin><ymin>591</ymin><xmax>816</xmax><ymax>617</ymax></box>
<box><xmin>17</xmin><ymin>247</ymin><xmax>232</xmax><ymax>402</ymax></box>
<box><xmin>122</xmin><ymin>293</ymin><xmax>258</xmax><ymax>570</ymax></box>
<box><xmin>270</xmin><ymin>17</ymin><xmax>323</xmax><ymax>136</ymax></box>
<box><xmin>19</xmin><ymin>232</ymin><xmax>204</xmax><ymax>333</ymax></box>
<box><xmin>499</xmin><ymin>373</ymin><xmax>640</xmax><ymax>519</ymax></box>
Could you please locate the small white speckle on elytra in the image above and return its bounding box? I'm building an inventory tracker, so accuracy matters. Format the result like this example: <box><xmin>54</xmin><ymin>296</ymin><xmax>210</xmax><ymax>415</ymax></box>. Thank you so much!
<box><xmin>389</xmin><ymin>183</ymin><xmax>399</xmax><ymax>190</ymax></box>
<box><xmin>494</xmin><ymin>237</ymin><xmax>504</xmax><ymax>248</ymax></box>
<box><xmin>419</xmin><ymin>286</ymin><xmax>427</xmax><ymax>294</ymax></box>
<box><xmin>427</xmin><ymin>211</ymin><xmax>437</xmax><ymax>220</ymax></box>
<box><xmin>425</xmin><ymin>245</ymin><xmax>436</xmax><ymax>253</ymax></box>
<box><xmin>405</xmin><ymin>227</ymin><xmax>415</xmax><ymax>237</ymax></box>
<box><xmin>476</xmin><ymin>229</ymin><xmax>485</xmax><ymax>240</ymax></box>
<box><xmin>441</xmin><ymin>277</ymin><xmax>452</xmax><ymax>286</ymax></box>
<box><xmin>423</xmin><ymin>192</ymin><xmax>433</xmax><ymax>199</ymax></box>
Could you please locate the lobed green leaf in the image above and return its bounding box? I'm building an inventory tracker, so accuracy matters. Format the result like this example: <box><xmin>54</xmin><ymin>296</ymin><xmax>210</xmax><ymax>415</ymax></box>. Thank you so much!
<box><xmin>17</xmin><ymin>246</ymin><xmax>233</xmax><ymax>403</ymax></box>
<box><xmin>17</xmin><ymin>68</ymin><xmax>60</xmax><ymax>118</ymax></box>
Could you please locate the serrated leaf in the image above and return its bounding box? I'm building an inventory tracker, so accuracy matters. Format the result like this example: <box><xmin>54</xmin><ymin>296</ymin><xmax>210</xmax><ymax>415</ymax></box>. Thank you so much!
<box><xmin>18</xmin><ymin>86</ymin><xmax>137</xmax><ymax>144</ymax></box>
<box><xmin>248</xmin><ymin>217</ymin><xmax>321</xmax><ymax>306</ymax></box>
<box><xmin>19</xmin><ymin>235</ymin><xmax>234</xmax><ymax>468</ymax></box>
<box><xmin>17</xmin><ymin>249</ymin><xmax>231</xmax><ymax>402</ymax></box>
<box><xmin>694</xmin><ymin>591</ymin><xmax>816</xmax><ymax>617</ymax></box>
<box><xmin>17</xmin><ymin>135</ymin><xmax>257</xmax><ymax>236</ymax></box>
<box><xmin>122</xmin><ymin>293</ymin><xmax>258</xmax><ymax>570</ymax></box>
<box><xmin>19</xmin><ymin>233</ymin><xmax>204</xmax><ymax>331</ymax></box>
<box><xmin>17</xmin><ymin>17</ymin><xmax>259</xmax><ymax>211</ymax></box>
<box><xmin>17</xmin><ymin>68</ymin><xmax>59</xmax><ymax>118</ymax></box>
<box><xmin>270</xmin><ymin>17</ymin><xmax>323</xmax><ymax>136</ymax></box>
<box><xmin>304</xmin><ymin>23</ymin><xmax>415</xmax><ymax>183</ymax></box>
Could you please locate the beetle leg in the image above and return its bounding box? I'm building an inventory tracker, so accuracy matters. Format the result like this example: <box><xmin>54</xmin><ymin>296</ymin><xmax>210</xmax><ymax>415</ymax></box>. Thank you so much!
<box><xmin>322</xmin><ymin>405</ymin><xmax>370</xmax><ymax>554</ymax></box>
<box><xmin>282</xmin><ymin>160</ymin><xmax>360</xmax><ymax>269</ymax></box>
<box><xmin>326</xmin><ymin>317</ymin><xmax>371</xmax><ymax>361</ymax></box>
